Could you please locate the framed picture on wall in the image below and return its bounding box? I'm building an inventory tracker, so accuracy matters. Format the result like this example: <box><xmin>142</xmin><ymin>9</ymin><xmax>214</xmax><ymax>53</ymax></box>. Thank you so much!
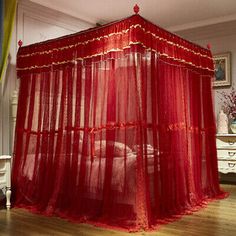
<box><xmin>213</xmin><ymin>52</ymin><xmax>231</xmax><ymax>88</ymax></box>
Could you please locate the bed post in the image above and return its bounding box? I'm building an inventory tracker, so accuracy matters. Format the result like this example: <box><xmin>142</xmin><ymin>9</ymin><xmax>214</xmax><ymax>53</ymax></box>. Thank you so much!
<box><xmin>11</xmin><ymin>89</ymin><xmax>18</xmax><ymax>153</ymax></box>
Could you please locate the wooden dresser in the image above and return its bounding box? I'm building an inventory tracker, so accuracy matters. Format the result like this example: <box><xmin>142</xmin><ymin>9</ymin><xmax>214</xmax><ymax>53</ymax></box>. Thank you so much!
<box><xmin>0</xmin><ymin>155</ymin><xmax>11</xmax><ymax>209</ymax></box>
<box><xmin>216</xmin><ymin>134</ymin><xmax>236</xmax><ymax>174</ymax></box>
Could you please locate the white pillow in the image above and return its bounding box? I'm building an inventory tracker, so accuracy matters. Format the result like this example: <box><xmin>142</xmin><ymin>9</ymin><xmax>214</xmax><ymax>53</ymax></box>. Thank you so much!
<box><xmin>133</xmin><ymin>144</ymin><xmax>154</xmax><ymax>154</ymax></box>
<box><xmin>94</xmin><ymin>140</ymin><xmax>132</xmax><ymax>157</ymax></box>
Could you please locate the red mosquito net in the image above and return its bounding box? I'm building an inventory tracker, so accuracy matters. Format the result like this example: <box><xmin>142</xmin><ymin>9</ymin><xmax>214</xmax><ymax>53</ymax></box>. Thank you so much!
<box><xmin>13</xmin><ymin>14</ymin><xmax>227</xmax><ymax>232</ymax></box>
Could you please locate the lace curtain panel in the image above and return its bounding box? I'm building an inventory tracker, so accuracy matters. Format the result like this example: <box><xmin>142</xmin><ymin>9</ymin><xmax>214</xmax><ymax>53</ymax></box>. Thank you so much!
<box><xmin>13</xmin><ymin>14</ymin><xmax>227</xmax><ymax>232</ymax></box>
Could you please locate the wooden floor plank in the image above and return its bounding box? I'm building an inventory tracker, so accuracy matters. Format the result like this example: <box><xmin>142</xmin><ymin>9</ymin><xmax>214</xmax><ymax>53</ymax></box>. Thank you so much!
<box><xmin>0</xmin><ymin>184</ymin><xmax>235</xmax><ymax>236</ymax></box>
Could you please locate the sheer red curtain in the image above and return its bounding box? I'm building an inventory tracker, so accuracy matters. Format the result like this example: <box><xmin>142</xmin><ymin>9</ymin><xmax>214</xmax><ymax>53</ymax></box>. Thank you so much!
<box><xmin>13</xmin><ymin>14</ymin><xmax>226</xmax><ymax>231</ymax></box>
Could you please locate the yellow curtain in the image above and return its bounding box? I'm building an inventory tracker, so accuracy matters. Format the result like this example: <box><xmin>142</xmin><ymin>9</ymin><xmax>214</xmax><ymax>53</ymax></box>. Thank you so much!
<box><xmin>0</xmin><ymin>0</ymin><xmax>17</xmax><ymax>82</ymax></box>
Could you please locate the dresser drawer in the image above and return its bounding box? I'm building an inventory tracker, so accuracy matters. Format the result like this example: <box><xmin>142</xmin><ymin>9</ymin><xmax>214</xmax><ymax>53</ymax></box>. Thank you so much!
<box><xmin>217</xmin><ymin>149</ymin><xmax>236</xmax><ymax>160</ymax></box>
<box><xmin>218</xmin><ymin>160</ymin><xmax>236</xmax><ymax>173</ymax></box>
<box><xmin>216</xmin><ymin>136</ymin><xmax>236</xmax><ymax>148</ymax></box>
<box><xmin>217</xmin><ymin>138</ymin><xmax>236</xmax><ymax>148</ymax></box>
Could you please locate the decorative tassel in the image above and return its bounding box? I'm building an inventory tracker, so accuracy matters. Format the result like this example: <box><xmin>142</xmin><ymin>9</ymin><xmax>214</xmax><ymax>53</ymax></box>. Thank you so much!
<box><xmin>18</xmin><ymin>40</ymin><xmax>23</xmax><ymax>47</ymax></box>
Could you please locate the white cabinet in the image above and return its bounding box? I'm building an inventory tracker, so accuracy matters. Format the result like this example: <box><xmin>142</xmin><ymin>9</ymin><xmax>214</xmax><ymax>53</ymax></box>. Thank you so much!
<box><xmin>216</xmin><ymin>134</ymin><xmax>236</xmax><ymax>174</ymax></box>
<box><xmin>0</xmin><ymin>155</ymin><xmax>11</xmax><ymax>209</ymax></box>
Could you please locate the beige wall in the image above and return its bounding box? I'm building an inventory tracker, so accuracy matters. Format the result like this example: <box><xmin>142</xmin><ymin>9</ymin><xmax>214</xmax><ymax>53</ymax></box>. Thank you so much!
<box><xmin>0</xmin><ymin>0</ymin><xmax>93</xmax><ymax>155</ymax></box>
<box><xmin>195</xmin><ymin>34</ymin><xmax>236</xmax><ymax>118</ymax></box>
<box><xmin>176</xmin><ymin>21</ymin><xmax>236</xmax><ymax>121</ymax></box>
<box><xmin>0</xmin><ymin>26</ymin><xmax>17</xmax><ymax>155</ymax></box>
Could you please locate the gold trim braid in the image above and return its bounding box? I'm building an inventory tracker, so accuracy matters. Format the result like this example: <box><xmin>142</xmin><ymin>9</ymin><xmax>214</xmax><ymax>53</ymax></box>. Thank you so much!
<box><xmin>17</xmin><ymin>24</ymin><xmax>212</xmax><ymax>60</ymax></box>
<box><xmin>17</xmin><ymin>41</ymin><xmax>214</xmax><ymax>72</ymax></box>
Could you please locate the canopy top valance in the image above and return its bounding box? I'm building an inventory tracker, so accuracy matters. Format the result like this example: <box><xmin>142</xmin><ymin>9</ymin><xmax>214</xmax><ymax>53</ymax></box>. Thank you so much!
<box><xmin>17</xmin><ymin>14</ymin><xmax>213</xmax><ymax>77</ymax></box>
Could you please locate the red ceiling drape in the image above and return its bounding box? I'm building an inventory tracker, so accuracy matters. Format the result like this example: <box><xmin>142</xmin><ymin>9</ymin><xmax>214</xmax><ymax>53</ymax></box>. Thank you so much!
<box><xmin>13</xmin><ymin>14</ymin><xmax>226</xmax><ymax>231</ymax></box>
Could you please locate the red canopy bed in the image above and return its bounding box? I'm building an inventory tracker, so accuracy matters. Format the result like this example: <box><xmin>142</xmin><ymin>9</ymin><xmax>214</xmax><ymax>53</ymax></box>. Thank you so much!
<box><xmin>13</xmin><ymin>8</ymin><xmax>226</xmax><ymax>232</ymax></box>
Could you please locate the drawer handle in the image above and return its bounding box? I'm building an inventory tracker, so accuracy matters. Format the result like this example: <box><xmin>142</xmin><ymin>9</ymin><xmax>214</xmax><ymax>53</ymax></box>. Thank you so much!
<box><xmin>228</xmin><ymin>141</ymin><xmax>235</xmax><ymax>145</ymax></box>
<box><xmin>228</xmin><ymin>163</ymin><xmax>236</xmax><ymax>168</ymax></box>
<box><xmin>228</xmin><ymin>151</ymin><xmax>236</xmax><ymax>157</ymax></box>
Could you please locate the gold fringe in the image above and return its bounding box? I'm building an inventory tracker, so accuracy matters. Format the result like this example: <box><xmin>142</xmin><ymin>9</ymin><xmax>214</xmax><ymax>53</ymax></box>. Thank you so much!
<box><xmin>17</xmin><ymin>41</ymin><xmax>213</xmax><ymax>72</ymax></box>
<box><xmin>18</xmin><ymin>24</ymin><xmax>211</xmax><ymax>60</ymax></box>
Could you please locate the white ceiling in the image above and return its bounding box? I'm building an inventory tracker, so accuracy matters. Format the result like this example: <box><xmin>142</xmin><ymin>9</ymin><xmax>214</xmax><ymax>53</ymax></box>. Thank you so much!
<box><xmin>30</xmin><ymin>0</ymin><xmax>236</xmax><ymax>31</ymax></box>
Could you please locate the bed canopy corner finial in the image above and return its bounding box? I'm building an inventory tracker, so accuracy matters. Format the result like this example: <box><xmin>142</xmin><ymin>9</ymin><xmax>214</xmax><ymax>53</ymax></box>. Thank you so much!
<box><xmin>18</xmin><ymin>40</ymin><xmax>23</xmax><ymax>47</ymax></box>
<box><xmin>207</xmin><ymin>43</ymin><xmax>211</xmax><ymax>50</ymax></box>
<box><xmin>133</xmin><ymin>4</ymin><xmax>140</xmax><ymax>14</ymax></box>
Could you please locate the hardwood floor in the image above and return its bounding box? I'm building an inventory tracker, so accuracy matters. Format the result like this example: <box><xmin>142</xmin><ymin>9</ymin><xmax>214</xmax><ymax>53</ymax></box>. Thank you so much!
<box><xmin>0</xmin><ymin>184</ymin><xmax>236</xmax><ymax>236</ymax></box>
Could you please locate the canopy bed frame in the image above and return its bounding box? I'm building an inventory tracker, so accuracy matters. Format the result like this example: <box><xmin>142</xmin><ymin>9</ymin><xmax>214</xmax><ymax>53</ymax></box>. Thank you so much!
<box><xmin>13</xmin><ymin>6</ymin><xmax>227</xmax><ymax>232</ymax></box>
